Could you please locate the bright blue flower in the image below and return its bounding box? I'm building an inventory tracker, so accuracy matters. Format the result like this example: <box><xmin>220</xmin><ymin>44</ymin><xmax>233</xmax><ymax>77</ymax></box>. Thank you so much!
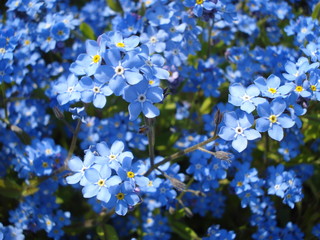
<box><xmin>55</xmin><ymin>74</ymin><xmax>81</xmax><ymax>106</ymax></box>
<box><xmin>94</xmin><ymin>140</ymin><xmax>133</xmax><ymax>170</ymax></box>
<box><xmin>103</xmin><ymin>181</ymin><xmax>140</xmax><ymax>216</ymax></box>
<box><xmin>78</xmin><ymin>76</ymin><xmax>113</xmax><ymax>108</ymax></box>
<box><xmin>100</xmin><ymin>31</ymin><xmax>140</xmax><ymax>52</ymax></box>
<box><xmin>123</xmin><ymin>79</ymin><xmax>163</xmax><ymax>121</ymax></box>
<box><xmin>101</xmin><ymin>48</ymin><xmax>144</xmax><ymax>95</ymax></box>
<box><xmin>140</xmin><ymin>26</ymin><xmax>168</xmax><ymax>53</ymax></box>
<box><xmin>117</xmin><ymin>157</ymin><xmax>149</xmax><ymax>187</ymax></box>
<box><xmin>82</xmin><ymin>164</ymin><xmax>121</xmax><ymax>201</ymax></box>
<box><xmin>219</xmin><ymin>111</ymin><xmax>261</xmax><ymax>152</ymax></box>
<box><xmin>255</xmin><ymin>98</ymin><xmax>295</xmax><ymax>141</ymax></box>
<box><xmin>0</xmin><ymin>38</ymin><xmax>13</xmax><ymax>60</ymax></box>
<box><xmin>282</xmin><ymin>57</ymin><xmax>319</xmax><ymax>81</ymax></box>
<box><xmin>184</xmin><ymin>0</ymin><xmax>215</xmax><ymax>17</ymax></box>
<box><xmin>301</xmin><ymin>42</ymin><xmax>320</xmax><ymax>62</ymax></box>
<box><xmin>66</xmin><ymin>153</ymin><xmax>95</xmax><ymax>186</ymax></box>
<box><xmin>37</xmin><ymin>29</ymin><xmax>56</xmax><ymax>52</ymax></box>
<box><xmin>51</xmin><ymin>22</ymin><xmax>70</xmax><ymax>41</ymax></box>
<box><xmin>70</xmin><ymin>40</ymin><xmax>106</xmax><ymax>76</ymax></box>
<box><xmin>228</xmin><ymin>83</ymin><xmax>264</xmax><ymax>113</ymax></box>
<box><xmin>145</xmin><ymin>4</ymin><xmax>173</xmax><ymax>26</ymax></box>
<box><xmin>138</xmin><ymin>45</ymin><xmax>169</xmax><ymax>80</ymax></box>
<box><xmin>254</xmin><ymin>75</ymin><xmax>294</xmax><ymax>98</ymax></box>
<box><xmin>309</xmin><ymin>69</ymin><xmax>320</xmax><ymax>101</ymax></box>
<box><xmin>267</xmin><ymin>175</ymin><xmax>288</xmax><ymax>198</ymax></box>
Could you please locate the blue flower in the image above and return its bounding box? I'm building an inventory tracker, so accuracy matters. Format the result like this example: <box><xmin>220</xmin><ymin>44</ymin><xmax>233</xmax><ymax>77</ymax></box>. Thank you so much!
<box><xmin>103</xmin><ymin>181</ymin><xmax>140</xmax><ymax>216</ymax></box>
<box><xmin>55</xmin><ymin>74</ymin><xmax>81</xmax><ymax>106</ymax></box>
<box><xmin>66</xmin><ymin>152</ymin><xmax>95</xmax><ymax>186</ymax></box>
<box><xmin>100</xmin><ymin>31</ymin><xmax>140</xmax><ymax>52</ymax></box>
<box><xmin>219</xmin><ymin>111</ymin><xmax>261</xmax><ymax>152</ymax></box>
<box><xmin>117</xmin><ymin>157</ymin><xmax>150</xmax><ymax>187</ymax></box>
<box><xmin>82</xmin><ymin>164</ymin><xmax>121</xmax><ymax>201</ymax></box>
<box><xmin>78</xmin><ymin>76</ymin><xmax>113</xmax><ymax>108</ymax></box>
<box><xmin>228</xmin><ymin>83</ymin><xmax>264</xmax><ymax>113</ymax></box>
<box><xmin>101</xmin><ymin>48</ymin><xmax>144</xmax><ymax>96</ymax></box>
<box><xmin>254</xmin><ymin>75</ymin><xmax>294</xmax><ymax>98</ymax></box>
<box><xmin>184</xmin><ymin>0</ymin><xmax>215</xmax><ymax>17</ymax></box>
<box><xmin>140</xmin><ymin>26</ymin><xmax>168</xmax><ymax>53</ymax></box>
<box><xmin>123</xmin><ymin>80</ymin><xmax>163</xmax><ymax>120</ymax></box>
<box><xmin>255</xmin><ymin>98</ymin><xmax>295</xmax><ymax>141</ymax></box>
<box><xmin>70</xmin><ymin>40</ymin><xmax>106</xmax><ymax>76</ymax></box>
<box><xmin>51</xmin><ymin>22</ymin><xmax>70</xmax><ymax>41</ymax></box>
<box><xmin>94</xmin><ymin>140</ymin><xmax>133</xmax><ymax>170</ymax></box>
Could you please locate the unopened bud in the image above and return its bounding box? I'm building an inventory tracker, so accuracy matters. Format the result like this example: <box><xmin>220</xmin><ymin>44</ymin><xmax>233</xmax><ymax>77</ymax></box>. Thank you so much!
<box><xmin>214</xmin><ymin>109</ymin><xmax>223</xmax><ymax>126</ymax></box>
<box><xmin>53</xmin><ymin>106</ymin><xmax>64</xmax><ymax>120</ymax></box>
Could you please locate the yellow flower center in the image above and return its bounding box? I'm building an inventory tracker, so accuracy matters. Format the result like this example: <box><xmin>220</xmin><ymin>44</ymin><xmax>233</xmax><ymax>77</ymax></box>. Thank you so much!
<box><xmin>127</xmin><ymin>171</ymin><xmax>135</xmax><ymax>178</ymax></box>
<box><xmin>196</xmin><ymin>0</ymin><xmax>204</xmax><ymax>4</ymax></box>
<box><xmin>24</xmin><ymin>40</ymin><xmax>31</xmax><ymax>45</ymax></box>
<box><xmin>295</xmin><ymin>86</ymin><xmax>303</xmax><ymax>92</ymax></box>
<box><xmin>98</xmin><ymin>179</ymin><xmax>105</xmax><ymax>187</ymax></box>
<box><xmin>109</xmin><ymin>154</ymin><xmax>116</xmax><ymax>161</ymax></box>
<box><xmin>149</xmin><ymin>80</ymin><xmax>155</xmax><ymax>85</ymax></box>
<box><xmin>42</xmin><ymin>162</ymin><xmax>49</xmax><ymax>168</ymax></box>
<box><xmin>268</xmin><ymin>88</ymin><xmax>277</xmax><ymax>94</ymax></box>
<box><xmin>92</xmin><ymin>55</ymin><xmax>101</xmax><ymax>63</ymax></box>
<box><xmin>0</xmin><ymin>48</ymin><xmax>6</xmax><ymax>53</ymax></box>
<box><xmin>269</xmin><ymin>115</ymin><xmax>277</xmax><ymax>123</ymax></box>
<box><xmin>237</xmin><ymin>182</ymin><xmax>243</xmax><ymax>187</ymax></box>
<box><xmin>116</xmin><ymin>193</ymin><xmax>124</xmax><ymax>200</ymax></box>
<box><xmin>311</xmin><ymin>85</ymin><xmax>316</xmax><ymax>91</ymax></box>
<box><xmin>46</xmin><ymin>37</ymin><xmax>52</xmax><ymax>42</ymax></box>
<box><xmin>58</xmin><ymin>30</ymin><xmax>64</xmax><ymax>36</ymax></box>
<box><xmin>116</xmin><ymin>42</ymin><xmax>125</xmax><ymax>48</ymax></box>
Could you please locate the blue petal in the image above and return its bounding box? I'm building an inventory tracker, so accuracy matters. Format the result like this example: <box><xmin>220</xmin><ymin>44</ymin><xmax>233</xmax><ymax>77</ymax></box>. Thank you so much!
<box><xmin>111</xmin><ymin>140</ymin><xmax>124</xmax><ymax>154</ymax></box>
<box><xmin>268</xmin><ymin>124</ymin><xmax>283</xmax><ymax>141</ymax></box>
<box><xmin>96</xmin><ymin>142</ymin><xmax>110</xmax><ymax>157</ymax></box>
<box><xmin>97</xmin><ymin>187</ymin><xmax>111</xmax><ymax>203</ymax></box>
<box><xmin>66</xmin><ymin>173</ymin><xmax>82</xmax><ymax>184</ymax></box>
<box><xmin>68</xmin><ymin>156</ymin><xmax>83</xmax><ymax>171</ymax></box>
<box><xmin>82</xmin><ymin>184</ymin><xmax>99</xmax><ymax>198</ymax></box>
<box><xmin>142</xmin><ymin>101</ymin><xmax>160</xmax><ymax>118</ymax></box>
<box><xmin>85</xmin><ymin>168</ymin><xmax>100</xmax><ymax>183</ymax></box>
<box><xmin>146</xmin><ymin>87</ymin><xmax>163</xmax><ymax>103</ymax></box>
<box><xmin>218</xmin><ymin>126</ymin><xmax>235</xmax><ymax>141</ymax></box>
<box><xmin>115</xmin><ymin>200</ymin><xmax>128</xmax><ymax>216</ymax></box>
<box><xmin>256</xmin><ymin>118</ymin><xmax>270</xmax><ymax>132</ymax></box>
<box><xmin>278</xmin><ymin>115</ymin><xmax>295</xmax><ymax>128</ymax></box>
<box><xmin>93</xmin><ymin>94</ymin><xmax>106</xmax><ymax>108</ymax></box>
<box><xmin>128</xmin><ymin>102</ymin><xmax>142</xmax><ymax>121</ymax></box>
<box><xmin>232</xmin><ymin>135</ymin><xmax>248</xmax><ymax>152</ymax></box>
<box><xmin>244</xmin><ymin>129</ymin><xmax>261</xmax><ymax>140</ymax></box>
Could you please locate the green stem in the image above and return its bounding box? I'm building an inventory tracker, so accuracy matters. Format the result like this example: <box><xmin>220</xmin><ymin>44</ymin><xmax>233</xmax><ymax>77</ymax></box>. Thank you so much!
<box><xmin>144</xmin><ymin>134</ymin><xmax>219</xmax><ymax>176</ymax></box>
<box><xmin>66</xmin><ymin>119</ymin><xmax>82</xmax><ymax>163</ymax></box>
<box><xmin>145</xmin><ymin>117</ymin><xmax>155</xmax><ymax>167</ymax></box>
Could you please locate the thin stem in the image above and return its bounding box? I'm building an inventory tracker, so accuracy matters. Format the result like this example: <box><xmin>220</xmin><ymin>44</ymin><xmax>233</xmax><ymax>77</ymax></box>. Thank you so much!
<box><xmin>145</xmin><ymin>117</ymin><xmax>155</xmax><ymax>167</ymax></box>
<box><xmin>144</xmin><ymin>135</ymin><xmax>218</xmax><ymax>176</ymax></box>
<box><xmin>66</xmin><ymin>119</ymin><xmax>82</xmax><ymax>163</ymax></box>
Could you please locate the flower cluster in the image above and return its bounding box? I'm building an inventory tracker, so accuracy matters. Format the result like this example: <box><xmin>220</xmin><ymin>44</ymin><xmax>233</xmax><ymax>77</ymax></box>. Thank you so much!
<box><xmin>0</xmin><ymin>0</ymin><xmax>320</xmax><ymax>239</ymax></box>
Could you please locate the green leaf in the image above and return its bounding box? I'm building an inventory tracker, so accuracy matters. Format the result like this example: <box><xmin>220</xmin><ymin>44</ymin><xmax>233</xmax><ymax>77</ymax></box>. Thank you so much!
<box><xmin>80</xmin><ymin>23</ymin><xmax>96</xmax><ymax>40</ymax></box>
<box><xmin>169</xmin><ymin>220</ymin><xmax>201</xmax><ymax>240</ymax></box>
<box><xmin>312</xmin><ymin>2</ymin><xmax>320</xmax><ymax>20</ymax></box>
<box><xmin>106</xmin><ymin>0</ymin><xmax>123</xmax><ymax>13</ymax></box>
<box><xmin>0</xmin><ymin>179</ymin><xmax>22</xmax><ymax>199</ymax></box>
<box><xmin>97</xmin><ymin>224</ymin><xmax>119</xmax><ymax>240</ymax></box>
<box><xmin>199</xmin><ymin>97</ymin><xmax>213</xmax><ymax>114</ymax></box>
